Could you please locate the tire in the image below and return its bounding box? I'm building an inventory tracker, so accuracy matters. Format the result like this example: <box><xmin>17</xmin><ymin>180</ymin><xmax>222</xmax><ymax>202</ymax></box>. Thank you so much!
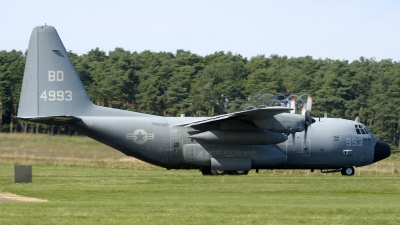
<box><xmin>341</xmin><ymin>167</ymin><xmax>355</xmax><ymax>176</ymax></box>
<box><xmin>232</xmin><ymin>170</ymin><xmax>249</xmax><ymax>175</ymax></box>
<box><xmin>211</xmin><ymin>170</ymin><xmax>225</xmax><ymax>175</ymax></box>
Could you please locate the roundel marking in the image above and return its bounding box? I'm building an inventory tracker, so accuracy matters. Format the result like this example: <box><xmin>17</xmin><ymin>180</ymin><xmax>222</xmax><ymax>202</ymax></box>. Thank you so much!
<box><xmin>126</xmin><ymin>129</ymin><xmax>155</xmax><ymax>145</ymax></box>
<box><xmin>132</xmin><ymin>129</ymin><xmax>148</xmax><ymax>145</ymax></box>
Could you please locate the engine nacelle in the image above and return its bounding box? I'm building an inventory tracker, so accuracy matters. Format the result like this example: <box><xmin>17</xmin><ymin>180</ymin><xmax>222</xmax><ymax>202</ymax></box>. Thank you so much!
<box><xmin>189</xmin><ymin>130</ymin><xmax>287</xmax><ymax>145</ymax></box>
<box><xmin>253</xmin><ymin>113</ymin><xmax>305</xmax><ymax>133</ymax></box>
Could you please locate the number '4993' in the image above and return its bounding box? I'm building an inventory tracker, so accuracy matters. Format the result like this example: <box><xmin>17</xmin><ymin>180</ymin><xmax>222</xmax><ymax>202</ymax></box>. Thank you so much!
<box><xmin>40</xmin><ymin>90</ymin><xmax>72</xmax><ymax>101</ymax></box>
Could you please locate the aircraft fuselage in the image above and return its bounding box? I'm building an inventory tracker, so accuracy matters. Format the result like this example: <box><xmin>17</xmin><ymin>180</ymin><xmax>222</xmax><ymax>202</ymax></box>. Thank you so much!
<box><xmin>69</xmin><ymin>116</ymin><xmax>378</xmax><ymax>171</ymax></box>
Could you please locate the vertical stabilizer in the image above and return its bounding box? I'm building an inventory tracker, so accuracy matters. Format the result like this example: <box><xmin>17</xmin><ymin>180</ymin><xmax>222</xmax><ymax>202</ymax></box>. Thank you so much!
<box><xmin>17</xmin><ymin>25</ymin><xmax>93</xmax><ymax>118</ymax></box>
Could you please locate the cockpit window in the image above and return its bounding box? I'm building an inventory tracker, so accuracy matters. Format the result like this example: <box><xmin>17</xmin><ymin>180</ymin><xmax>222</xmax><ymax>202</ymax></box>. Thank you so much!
<box><xmin>355</xmin><ymin>125</ymin><xmax>361</xmax><ymax>134</ymax></box>
<box><xmin>356</xmin><ymin>129</ymin><xmax>361</xmax><ymax>134</ymax></box>
<box><xmin>365</xmin><ymin>127</ymin><xmax>371</xmax><ymax>134</ymax></box>
<box><xmin>355</xmin><ymin>124</ymin><xmax>369</xmax><ymax>135</ymax></box>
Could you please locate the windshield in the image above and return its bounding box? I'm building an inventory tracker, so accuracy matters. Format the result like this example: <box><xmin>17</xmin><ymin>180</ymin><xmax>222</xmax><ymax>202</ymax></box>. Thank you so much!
<box><xmin>364</xmin><ymin>125</ymin><xmax>376</xmax><ymax>140</ymax></box>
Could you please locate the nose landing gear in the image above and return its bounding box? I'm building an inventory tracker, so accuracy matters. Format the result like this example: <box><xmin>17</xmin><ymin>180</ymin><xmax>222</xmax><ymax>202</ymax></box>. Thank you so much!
<box><xmin>341</xmin><ymin>167</ymin><xmax>355</xmax><ymax>176</ymax></box>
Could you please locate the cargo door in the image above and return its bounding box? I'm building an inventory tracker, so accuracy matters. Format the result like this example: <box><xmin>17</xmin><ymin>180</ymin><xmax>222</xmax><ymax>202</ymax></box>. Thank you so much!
<box><xmin>168</xmin><ymin>127</ymin><xmax>183</xmax><ymax>165</ymax></box>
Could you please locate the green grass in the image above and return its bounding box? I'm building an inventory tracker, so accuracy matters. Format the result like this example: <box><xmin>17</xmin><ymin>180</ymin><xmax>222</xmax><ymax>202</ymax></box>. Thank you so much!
<box><xmin>1</xmin><ymin>165</ymin><xmax>400</xmax><ymax>224</ymax></box>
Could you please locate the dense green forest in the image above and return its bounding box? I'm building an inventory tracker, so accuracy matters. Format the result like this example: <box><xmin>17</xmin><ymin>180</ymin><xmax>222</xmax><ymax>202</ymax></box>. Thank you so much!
<box><xmin>1</xmin><ymin>49</ymin><xmax>400</xmax><ymax>150</ymax></box>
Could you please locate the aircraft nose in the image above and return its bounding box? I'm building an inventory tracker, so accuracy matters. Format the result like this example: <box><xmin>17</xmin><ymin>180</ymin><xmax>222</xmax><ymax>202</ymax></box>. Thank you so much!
<box><xmin>373</xmin><ymin>141</ymin><xmax>391</xmax><ymax>163</ymax></box>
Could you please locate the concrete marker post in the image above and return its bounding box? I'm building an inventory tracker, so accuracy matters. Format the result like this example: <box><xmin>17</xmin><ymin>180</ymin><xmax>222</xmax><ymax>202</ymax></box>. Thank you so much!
<box><xmin>14</xmin><ymin>165</ymin><xmax>32</xmax><ymax>183</ymax></box>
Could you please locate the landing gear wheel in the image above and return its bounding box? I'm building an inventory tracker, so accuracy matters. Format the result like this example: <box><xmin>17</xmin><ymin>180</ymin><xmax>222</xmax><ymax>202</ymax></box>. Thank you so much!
<box><xmin>232</xmin><ymin>170</ymin><xmax>249</xmax><ymax>175</ymax></box>
<box><xmin>201</xmin><ymin>167</ymin><xmax>211</xmax><ymax>175</ymax></box>
<box><xmin>341</xmin><ymin>167</ymin><xmax>355</xmax><ymax>176</ymax></box>
<box><xmin>211</xmin><ymin>170</ymin><xmax>225</xmax><ymax>175</ymax></box>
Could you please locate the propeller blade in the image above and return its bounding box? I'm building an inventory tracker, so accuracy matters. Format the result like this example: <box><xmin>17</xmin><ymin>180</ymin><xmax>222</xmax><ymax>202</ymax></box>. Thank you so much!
<box><xmin>301</xmin><ymin>104</ymin><xmax>306</xmax><ymax>116</ymax></box>
<box><xmin>292</xmin><ymin>133</ymin><xmax>296</xmax><ymax>152</ymax></box>
<box><xmin>303</xmin><ymin>110</ymin><xmax>316</xmax><ymax>150</ymax></box>
<box><xmin>303</xmin><ymin>131</ymin><xmax>308</xmax><ymax>150</ymax></box>
<box><xmin>290</xmin><ymin>98</ymin><xmax>296</xmax><ymax>114</ymax></box>
<box><xmin>303</xmin><ymin>95</ymin><xmax>314</xmax><ymax>150</ymax></box>
<box><xmin>305</xmin><ymin>110</ymin><xmax>312</xmax><ymax>127</ymax></box>
<box><xmin>306</xmin><ymin>94</ymin><xmax>312</xmax><ymax>111</ymax></box>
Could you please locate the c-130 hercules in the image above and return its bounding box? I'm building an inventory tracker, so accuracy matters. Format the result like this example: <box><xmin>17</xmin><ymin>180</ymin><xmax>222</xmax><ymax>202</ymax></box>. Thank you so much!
<box><xmin>17</xmin><ymin>25</ymin><xmax>391</xmax><ymax>176</ymax></box>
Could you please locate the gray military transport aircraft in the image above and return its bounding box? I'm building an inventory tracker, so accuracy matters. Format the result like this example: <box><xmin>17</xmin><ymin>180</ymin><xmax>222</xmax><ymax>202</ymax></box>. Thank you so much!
<box><xmin>17</xmin><ymin>25</ymin><xmax>391</xmax><ymax>176</ymax></box>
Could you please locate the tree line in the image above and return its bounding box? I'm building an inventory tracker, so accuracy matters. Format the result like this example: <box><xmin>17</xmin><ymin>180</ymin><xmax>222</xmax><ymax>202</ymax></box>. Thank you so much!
<box><xmin>1</xmin><ymin>48</ymin><xmax>400</xmax><ymax>150</ymax></box>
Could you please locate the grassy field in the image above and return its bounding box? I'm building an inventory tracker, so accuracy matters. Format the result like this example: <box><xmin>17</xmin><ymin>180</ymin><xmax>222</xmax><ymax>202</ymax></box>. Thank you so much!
<box><xmin>1</xmin><ymin>133</ymin><xmax>400</xmax><ymax>224</ymax></box>
<box><xmin>0</xmin><ymin>133</ymin><xmax>159</xmax><ymax>169</ymax></box>
<box><xmin>1</xmin><ymin>165</ymin><xmax>400</xmax><ymax>224</ymax></box>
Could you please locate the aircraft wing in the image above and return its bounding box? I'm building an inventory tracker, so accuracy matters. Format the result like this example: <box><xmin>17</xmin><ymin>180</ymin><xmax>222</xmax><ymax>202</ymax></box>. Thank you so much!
<box><xmin>174</xmin><ymin>107</ymin><xmax>291</xmax><ymax>128</ymax></box>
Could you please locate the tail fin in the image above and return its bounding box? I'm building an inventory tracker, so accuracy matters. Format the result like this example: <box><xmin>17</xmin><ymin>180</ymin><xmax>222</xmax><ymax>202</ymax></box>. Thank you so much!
<box><xmin>17</xmin><ymin>25</ymin><xmax>94</xmax><ymax>119</ymax></box>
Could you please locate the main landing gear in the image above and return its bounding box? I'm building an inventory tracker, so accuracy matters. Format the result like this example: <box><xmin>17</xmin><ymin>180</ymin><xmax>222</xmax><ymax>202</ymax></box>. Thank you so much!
<box><xmin>321</xmin><ymin>167</ymin><xmax>355</xmax><ymax>176</ymax></box>
<box><xmin>201</xmin><ymin>167</ymin><xmax>355</xmax><ymax>176</ymax></box>
<box><xmin>201</xmin><ymin>168</ymin><xmax>249</xmax><ymax>175</ymax></box>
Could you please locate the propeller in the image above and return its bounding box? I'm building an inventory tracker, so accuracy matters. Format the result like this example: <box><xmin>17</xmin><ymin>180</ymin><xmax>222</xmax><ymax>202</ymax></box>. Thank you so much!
<box><xmin>288</xmin><ymin>94</ymin><xmax>315</xmax><ymax>152</ymax></box>
<box><xmin>303</xmin><ymin>95</ymin><xmax>315</xmax><ymax>150</ymax></box>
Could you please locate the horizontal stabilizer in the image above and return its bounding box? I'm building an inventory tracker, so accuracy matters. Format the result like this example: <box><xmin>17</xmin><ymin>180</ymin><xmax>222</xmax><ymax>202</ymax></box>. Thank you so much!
<box><xmin>15</xmin><ymin>115</ymin><xmax>80</xmax><ymax>124</ymax></box>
